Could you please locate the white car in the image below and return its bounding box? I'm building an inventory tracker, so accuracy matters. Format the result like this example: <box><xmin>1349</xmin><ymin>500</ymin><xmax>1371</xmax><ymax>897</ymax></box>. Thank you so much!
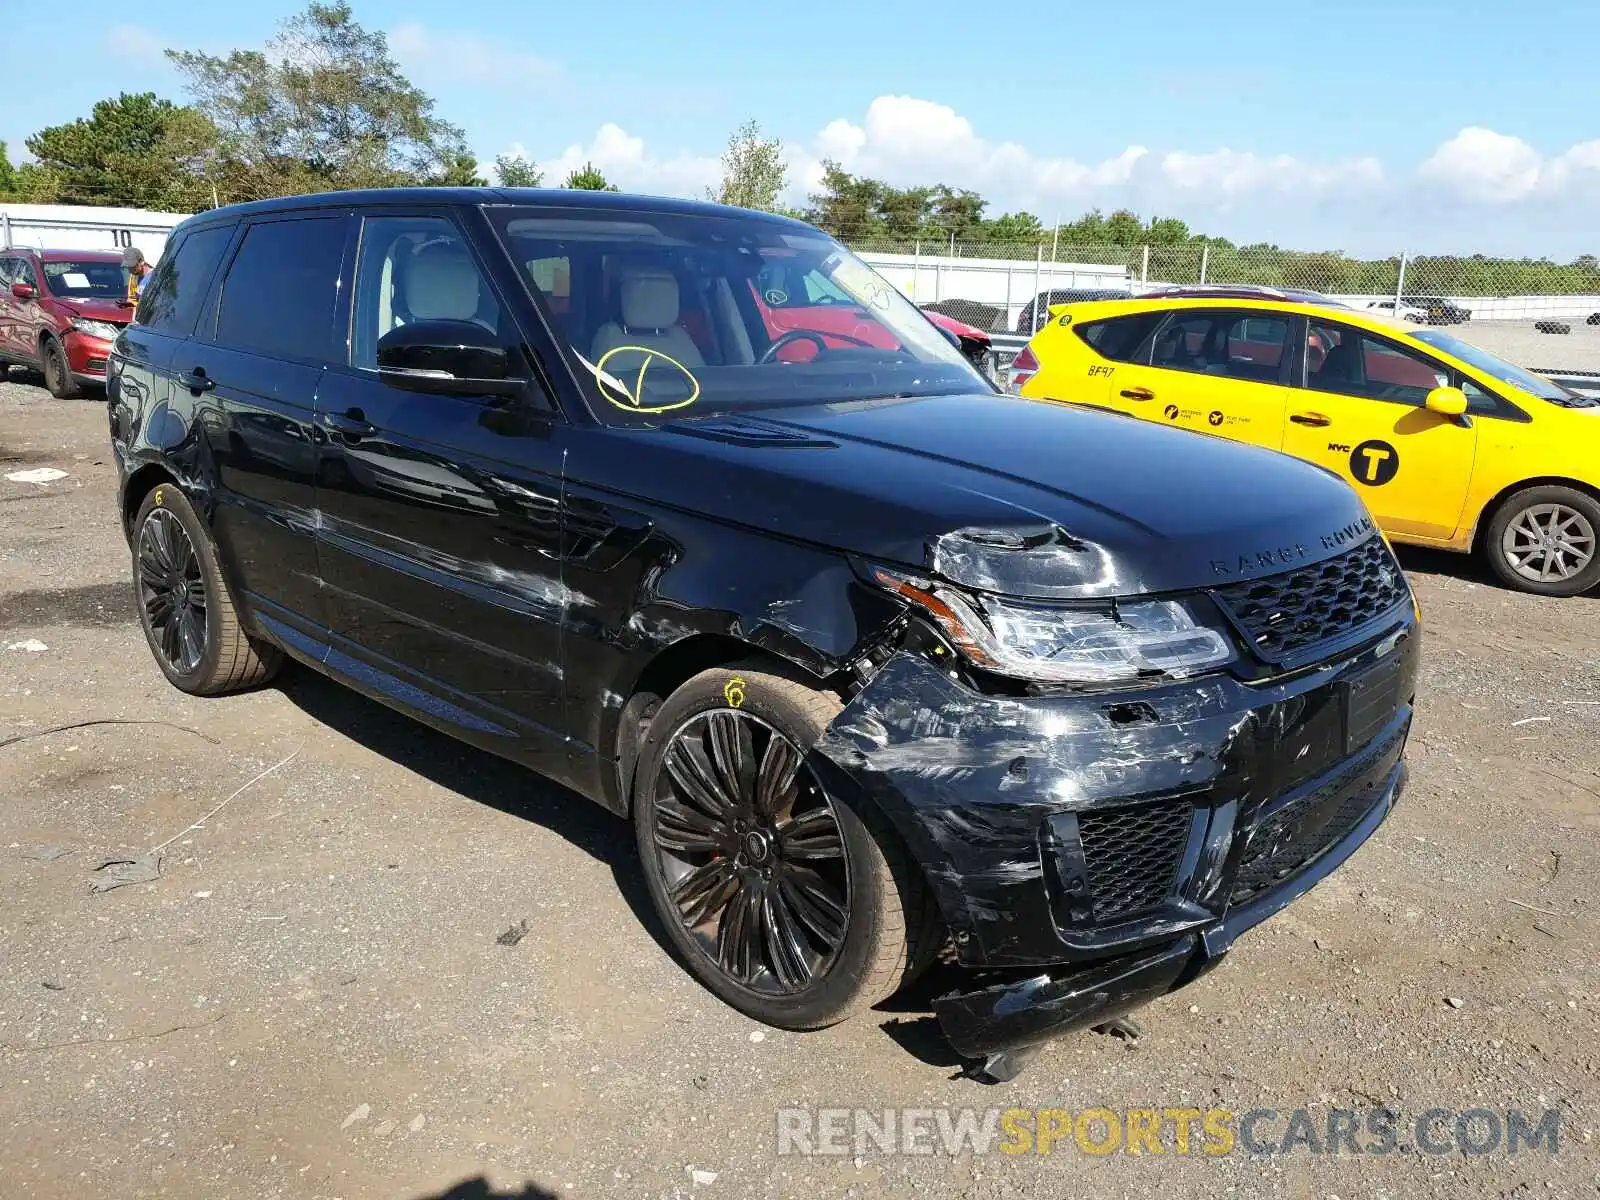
<box><xmin>1367</xmin><ymin>299</ymin><xmax>1427</xmax><ymax>323</ymax></box>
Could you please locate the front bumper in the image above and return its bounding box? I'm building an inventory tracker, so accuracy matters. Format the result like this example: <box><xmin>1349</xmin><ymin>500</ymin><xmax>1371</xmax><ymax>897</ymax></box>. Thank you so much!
<box><xmin>64</xmin><ymin>330</ymin><xmax>116</xmax><ymax>384</ymax></box>
<box><xmin>817</xmin><ymin>605</ymin><xmax>1418</xmax><ymax>1059</ymax></box>
<box><xmin>936</xmin><ymin>757</ymin><xmax>1406</xmax><ymax>1059</ymax></box>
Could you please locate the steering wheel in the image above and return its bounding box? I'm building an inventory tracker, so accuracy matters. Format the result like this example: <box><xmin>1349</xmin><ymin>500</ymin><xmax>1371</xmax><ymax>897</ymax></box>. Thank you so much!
<box><xmin>759</xmin><ymin>329</ymin><xmax>832</xmax><ymax>364</ymax></box>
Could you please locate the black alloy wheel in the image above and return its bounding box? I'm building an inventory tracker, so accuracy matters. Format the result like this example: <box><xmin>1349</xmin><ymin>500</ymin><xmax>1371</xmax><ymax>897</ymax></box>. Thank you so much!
<box><xmin>650</xmin><ymin>709</ymin><xmax>851</xmax><ymax>995</ymax></box>
<box><xmin>138</xmin><ymin>507</ymin><xmax>208</xmax><ymax>675</ymax></box>
<box><xmin>632</xmin><ymin>665</ymin><xmax>939</xmax><ymax>1030</ymax></box>
<box><xmin>130</xmin><ymin>485</ymin><xmax>281</xmax><ymax>694</ymax></box>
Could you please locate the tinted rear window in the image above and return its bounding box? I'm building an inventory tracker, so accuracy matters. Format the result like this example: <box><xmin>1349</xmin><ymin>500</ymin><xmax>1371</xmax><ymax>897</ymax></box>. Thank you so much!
<box><xmin>136</xmin><ymin>225</ymin><xmax>234</xmax><ymax>336</ymax></box>
<box><xmin>1075</xmin><ymin>312</ymin><xmax>1164</xmax><ymax>362</ymax></box>
<box><xmin>214</xmin><ymin>217</ymin><xmax>348</xmax><ymax>362</ymax></box>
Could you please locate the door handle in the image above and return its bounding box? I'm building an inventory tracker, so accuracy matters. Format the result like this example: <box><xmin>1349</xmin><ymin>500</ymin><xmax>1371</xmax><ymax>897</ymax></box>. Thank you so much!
<box><xmin>1119</xmin><ymin>387</ymin><xmax>1156</xmax><ymax>401</ymax></box>
<box><xmin>182</xmin><ymin>367</ymin><xmax>215</xmax><ymax>393</ymax></box>
<box><xmin>1290</xmin><ymin>411</ymin><xmax>1331</xmax><ymax>427</ymax></box>
<box><xmin>321</xmin><ymin>409</ymin><xmax>377</xmax><ymax>440</ymax></box>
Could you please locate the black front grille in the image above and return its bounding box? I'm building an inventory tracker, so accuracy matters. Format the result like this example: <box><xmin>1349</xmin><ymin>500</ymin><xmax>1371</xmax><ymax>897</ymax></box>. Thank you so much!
<box><xmin>85</xmin><ymin>356</ymin><xmax>108</xmax><ymax>372</ymax></box>
<box><xmin>1230</xmin><ymin>726</ymin><xmax>1405</xmax><ymax>903</ymax></box>
<box><xmin>1212</xmin><ymin>535</ymin><xmax>1408</xmax><ymax>661</ymax></box>
<box><xmin>1077</xmin><ymin>799</ymin><xmax>1192</xmax><ymax>921</ymax></box>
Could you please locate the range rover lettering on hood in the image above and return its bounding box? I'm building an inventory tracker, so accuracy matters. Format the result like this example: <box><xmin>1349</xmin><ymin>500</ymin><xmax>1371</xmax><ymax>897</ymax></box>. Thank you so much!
<box><xmin>1207</xmin><ymin>516</ymin><xmax>1376</xmax><ymax>578</ymax></box>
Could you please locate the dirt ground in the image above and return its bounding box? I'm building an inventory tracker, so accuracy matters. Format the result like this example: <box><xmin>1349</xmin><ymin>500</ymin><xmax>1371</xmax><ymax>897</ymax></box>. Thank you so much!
<box><xmin>2</xmin><ymin>375</ymin><xmax>1596</xmax><ymax>1200</ymax></box>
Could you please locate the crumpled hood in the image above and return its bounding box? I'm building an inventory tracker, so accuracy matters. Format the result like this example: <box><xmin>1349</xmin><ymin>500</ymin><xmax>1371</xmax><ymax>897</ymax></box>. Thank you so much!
<box><xmin>586</xmin><ymin>392</ymin><xmax>1378</xmax><ymax>599</ymax></box>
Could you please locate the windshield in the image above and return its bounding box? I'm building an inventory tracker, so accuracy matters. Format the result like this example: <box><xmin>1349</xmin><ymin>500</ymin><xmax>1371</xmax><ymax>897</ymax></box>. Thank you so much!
<box><xmin>488</xmin><ymin>205</ymin><xmax>985</xmax><ymax>422</ymax></box>
<box><xmin>1410</xmin><ymin>329</ymin><xmax>1590</xmax><ymax>405</ymax></box>
<box><xmin>42</xmin><ymin>260</ymin><xmax>124</xmax><ymax>300</ymax></box>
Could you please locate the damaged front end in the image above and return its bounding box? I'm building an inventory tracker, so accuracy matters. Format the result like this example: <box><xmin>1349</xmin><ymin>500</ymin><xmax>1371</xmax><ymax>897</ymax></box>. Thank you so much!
<box><xmin>816</xmin><ymin>526</ymin><xmax>1418</xmax><ymax>1077</ymax></box>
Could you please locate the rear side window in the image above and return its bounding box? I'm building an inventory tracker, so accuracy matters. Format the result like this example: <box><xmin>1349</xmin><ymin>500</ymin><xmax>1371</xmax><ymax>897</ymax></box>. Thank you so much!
<box><xmin>1149</xmin><ymin>309</ymin><xmax>1288</xmax><ymax>384</ymax></box>
<box><xmin>214</xmin><ymin>217</ymin><xmax>348</xmax><ymax>361</ymax></box>
<box><xmin>136</xmin><ymin>225</ymin><xmax>234</xmax><ymax>335</ymax></box>
<box><xmin>1074</xmin><ymin>312</ymin><xmax>1163</xmax><ymax>362</ymax></box>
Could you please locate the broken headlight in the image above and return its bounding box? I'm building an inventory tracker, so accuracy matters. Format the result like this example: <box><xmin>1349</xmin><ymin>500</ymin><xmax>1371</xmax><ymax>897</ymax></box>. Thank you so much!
<box><xmin>873</xmin><ymin>567</ymin><xmax>1235</xmax><ymax>684</ymax></box>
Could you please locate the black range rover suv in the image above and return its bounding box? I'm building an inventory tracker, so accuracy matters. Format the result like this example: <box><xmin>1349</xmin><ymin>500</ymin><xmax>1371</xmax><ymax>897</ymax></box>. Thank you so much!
<box><xmin>108</xmin><ymin>189</ymin><xmax>1418</xmax><ymax>1079</ymax></box>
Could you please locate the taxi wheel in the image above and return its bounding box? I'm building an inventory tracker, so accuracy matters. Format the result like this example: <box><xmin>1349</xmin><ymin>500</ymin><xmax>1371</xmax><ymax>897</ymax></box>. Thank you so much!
<box><xmin>1484</xmin><ymin>485</ymin><xmax>1600</xmax><ymax>596</ymax></box>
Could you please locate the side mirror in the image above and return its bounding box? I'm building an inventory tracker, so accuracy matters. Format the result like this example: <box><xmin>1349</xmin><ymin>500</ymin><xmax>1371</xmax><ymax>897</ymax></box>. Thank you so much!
<box><xmin>376</xmin><ymin>320</ymin><xmax>525</xmax><ymax>397</ymax></box>
<box><xmin>11</xmin><ymin>281</ymin><xmax>36</xmax><ymax>301</ymax></box>
<box><xmin>1425</xmin><ymin>386</ymin><xmax>1469</xmax><ymax>417</ymax></box>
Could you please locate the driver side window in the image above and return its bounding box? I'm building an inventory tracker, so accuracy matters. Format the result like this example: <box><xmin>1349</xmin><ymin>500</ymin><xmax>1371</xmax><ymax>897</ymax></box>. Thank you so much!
<box><xmin>1304</xmin><ymin>321</ymin><xmax>1447</xmax><ymax>407</ymax></box>
<box><xmin>351</xmin><ymin>215</ymin><xmax>502</xmax><ymax>370</ymax></box>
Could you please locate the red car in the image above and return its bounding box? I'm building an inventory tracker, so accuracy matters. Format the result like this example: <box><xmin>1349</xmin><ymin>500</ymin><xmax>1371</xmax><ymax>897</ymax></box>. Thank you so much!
<box><xmin>746</xmin><ymin>255</ymin><xmax>993</xmax><ymax>374</ymax></box>
<box><xmin>0</xmin><ymin>248</ymin><xmax>134</xmax><ymax>398</ymax></box>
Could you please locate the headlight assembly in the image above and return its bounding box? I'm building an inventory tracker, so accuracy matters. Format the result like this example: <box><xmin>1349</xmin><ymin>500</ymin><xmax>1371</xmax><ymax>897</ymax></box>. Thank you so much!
<box><xmin>872</xmin><ymin>567</ymin><xmax>1235</xmax><ymax>684</ymax></box>
<box><xmin>70</xmin><ymin>318</ymin><xmax>121</xmax><ymax>341</ymax></box>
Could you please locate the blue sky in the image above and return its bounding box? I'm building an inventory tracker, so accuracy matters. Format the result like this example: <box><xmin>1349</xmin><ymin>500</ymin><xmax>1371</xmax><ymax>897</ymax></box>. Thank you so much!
<box><xmin>5</xmin><ymin>0</ymin><xmax>1597</xmax><ymax>255</ymax></box>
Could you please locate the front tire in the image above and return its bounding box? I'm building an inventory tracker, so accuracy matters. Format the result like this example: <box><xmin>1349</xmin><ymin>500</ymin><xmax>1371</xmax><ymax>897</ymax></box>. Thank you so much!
<box><xmin>1484</xmin><ymin>485</ymin><xmax>1600</xmax><ymax>596</ymax></box>
<box><xmin>632</xmin><ymin>664</ymin><xmax>938</xmax><ymax>1030</ymax></box>
<box><xmin>42</xmin><ymin>338</ymin><xmax>82</xmax><ymax>400</ymax></box>
<box><xmin>132</xmin><ymin>484</ymin><xmax>282</xmax><ymax>693</ymax></box>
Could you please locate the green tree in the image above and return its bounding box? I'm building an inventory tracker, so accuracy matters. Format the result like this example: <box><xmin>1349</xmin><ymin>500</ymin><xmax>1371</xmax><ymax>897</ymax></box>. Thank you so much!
<box><xmin>167</xmin><ymin>1</ymin><xmax>471</xmax><ymax>199</ymax></box>
<box><xmin>1145</xmin><ymin>216</ymin><xmax>1192</xmax><ymax>245</ymax></box>
<box><xmin>927</xmin><ymin>185</ymin><xmax>986</xmax><ymax>241</ymax></box>
<box><xmin>428</xmin><ymin>152</ymin><xmax>487</xmax><ymax>187</ymax></box>
<box><xmin>562</xmin><ymin>161</ymin><xmax>617</xmax><ymax>191</ymax></box>
<box><xmin>0</xmin><ymin>141</ymin><xmax>14</xmax><ymax>194</ymax></box>
<box><xmin>980</xmin><ymin>212</ymin><xmax>1046</xmax><ymax>243</ymax></box>
<box><xmin>878</xmin><ymin>185</ymin><xmax>932</xmax><ymax>238</ymax></box>
<box><xmin>804</xmin><ymin>160</ymin><xmax>884</xmax><ymax>240</ymax></box>
<box><xmin>1102</xmin><ymin>209</ymin><xmax>1145</xmax><ymax>246</ymax></box>
<box><xmin>23</xmin><ymin>92</ymin><xmax>219</xmax><ymax>210</ymax></box>
<box><xmin>495</xmin><ymin>152</ymin><xmax>543</xmax><ymax>188</ymax></box>
<box><xmin>711</xmin><ymin>119</ymin><xmax>787</xmax><ymax>211</ymax></box>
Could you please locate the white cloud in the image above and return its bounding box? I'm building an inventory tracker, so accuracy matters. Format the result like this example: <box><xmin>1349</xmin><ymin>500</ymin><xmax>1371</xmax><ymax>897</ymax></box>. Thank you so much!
<box><xmin>105</xmin><ymin>24</ymin><xmax>169</xmax><ymax>69</ymax></box>
<box><xmin>775</xmin><ymin>95</ymin><xmax>1385</xmax><ymax>221</ymax></box>
<box><xmin>1418</xmin><ymin>128</ymin><xmax>1544</xmax><ymax>202</ymax></box>
<box><xmin>389</xmin><ymin>23</ymin><xmax>556</xmax><ymax>90</ymax></box>
<box><xmin>510</xmin><ymin>99</ymin><xmax>1600</xmax><ymax>253</ymax></box>
<box><xmin>1158</xmin><ymin>148</ymin><xmax>1384</xmax><ymax>198</ymax></box>
<box><xmin>536</xmin><ymin>124</ymin><xmax>720</xmax><ymax>195</ymax></box>
<box><xmin>1419</xmin><ymin>127</ymin><xmax>1600</xmax><ymax>204</ymax></box>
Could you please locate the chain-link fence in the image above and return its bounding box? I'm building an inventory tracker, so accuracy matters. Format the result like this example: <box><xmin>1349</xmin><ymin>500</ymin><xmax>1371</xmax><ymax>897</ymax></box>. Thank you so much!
<box><xmin>846</xmin><ymin>236</ymin><xmax>1600</xmax><ymax>336</ymax></box>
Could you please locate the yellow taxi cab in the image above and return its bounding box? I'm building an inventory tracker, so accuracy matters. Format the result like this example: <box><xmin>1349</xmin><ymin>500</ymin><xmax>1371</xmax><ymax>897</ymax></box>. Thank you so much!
<box><xmin>1012</xmin><ymin>285</ymin><xmax>1600</xmax><ymax>596</ymax></box>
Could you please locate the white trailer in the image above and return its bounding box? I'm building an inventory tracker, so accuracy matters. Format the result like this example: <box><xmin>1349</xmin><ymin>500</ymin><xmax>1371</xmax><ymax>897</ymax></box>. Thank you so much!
<box><xmin>0</xmin><ymin>202</ymin><xmax>187</xmax><ymax>264</ymax></box>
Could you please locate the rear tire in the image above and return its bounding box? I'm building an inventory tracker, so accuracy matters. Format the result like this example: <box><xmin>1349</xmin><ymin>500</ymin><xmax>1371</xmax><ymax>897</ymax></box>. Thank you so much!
<box><xmin>42</xmin><ymin>338</ymin><xmax>81</xmax><ymax>400</ymax></box>
<box><xmin>632</xmin><ymin>663</ymin><xmax>939</xmax><ymax>1030</ymax></box>
<box><xmin>132</xmin><ymin>484</ymin><xmax>282</xmax><ymax>694</ymax></box>
<box><xmin>1483</xmin><ymin>485</ymin><xmax>1600</xmax><ymax>596</ymax></box>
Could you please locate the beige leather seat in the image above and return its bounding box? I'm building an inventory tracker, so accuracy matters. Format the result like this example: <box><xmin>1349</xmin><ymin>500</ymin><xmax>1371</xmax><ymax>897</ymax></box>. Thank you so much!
<box><xmin>403</xmin><ymin>240</ymin><xmax>495</xmax><ymax>331</ymax></box>
<box><xmin>590</xmin><ymin>265</ymin><xmax>704</xmax><ymax>370</ymax></box>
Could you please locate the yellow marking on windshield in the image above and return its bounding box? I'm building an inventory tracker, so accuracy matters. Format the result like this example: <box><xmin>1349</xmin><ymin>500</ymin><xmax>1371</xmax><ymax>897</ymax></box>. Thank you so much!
<box><xmin>594</xmin><ymin>345</ymin><xmax>702</xmax><ymax>414</ymax></box>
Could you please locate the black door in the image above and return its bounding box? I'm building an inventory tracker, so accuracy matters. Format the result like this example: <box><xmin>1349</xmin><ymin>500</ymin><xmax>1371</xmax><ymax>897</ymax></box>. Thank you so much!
<box><xmin>188</xmin><ymin>213</ymin><xmax>353</xmax><ymax>646</ymax></box>
<box><xmin>111</xmin><ymin>220</ymin><xmax>238</xmax><ymax>491</ymax></box>
<box><xmin>312</xmin><ymin>209</ymin><xmax>569</xmax><ymax>770</ymax></box>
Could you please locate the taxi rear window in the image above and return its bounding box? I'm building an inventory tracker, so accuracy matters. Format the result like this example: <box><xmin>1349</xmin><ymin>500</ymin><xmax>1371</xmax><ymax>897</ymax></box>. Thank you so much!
<box><xmin>1075</xmin><ymin>312</ymin><xmax>1163</xmax><ymax>362</ymax></box>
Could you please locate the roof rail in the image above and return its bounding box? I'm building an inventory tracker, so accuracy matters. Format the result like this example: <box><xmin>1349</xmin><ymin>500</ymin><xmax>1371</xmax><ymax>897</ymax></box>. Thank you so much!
<box><xmin>1140</xmin><ymin>283</ymin><xmax>1291</xmax><ymax>300</ymax></box>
